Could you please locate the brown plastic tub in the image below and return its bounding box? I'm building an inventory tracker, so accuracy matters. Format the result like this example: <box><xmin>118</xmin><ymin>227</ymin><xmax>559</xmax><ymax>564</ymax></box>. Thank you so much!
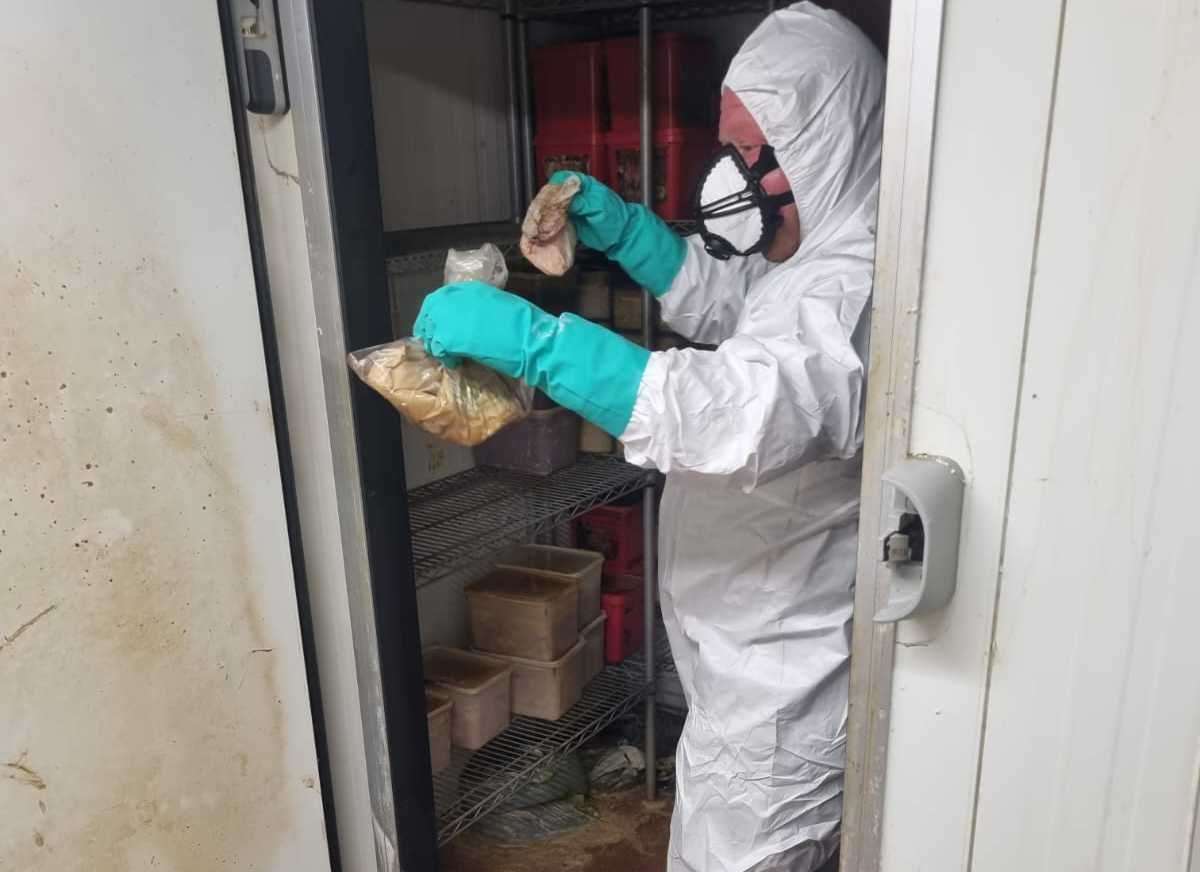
<box><xmin>581</xmin><ymin>613</ymin><xmax>606</xmax><ymax>682</ymax></box>
<box><xmin>495</xmin><ymin>544</ymin><xmax>604</xmax><ymax>630</ymax></box>
<box><xmin>425</xmin><ymin>688</ymin><xmax>453</xmax><ymax>773</ymax></box>
<box><xmin>486</xmin><ymin>638</ymin><xmax>587</xmax><ymax>721</ymax></box>
<box><xmin>423</xmin><ymin>647</ymin><xmax>512</xmax><ymax>750</ymax></box>
<box><xmin>473</xmin><ymin>407</ymin><xmax>580</xmax><ymax>476</ymax></box>
<box><xmin>466</xmin><ymin>569</ymin><xmax>579</xmax><ymax>661</ymax></box>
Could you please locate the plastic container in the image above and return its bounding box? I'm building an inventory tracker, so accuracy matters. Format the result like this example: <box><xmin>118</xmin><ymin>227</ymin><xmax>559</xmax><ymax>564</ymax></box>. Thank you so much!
<box><xmin>601</xmin><ymin>574</ymin><xmax>645</xmax><ymax>664</ymax></box>
<box><xmin>532</xmin><ymin>41</ymin><xmax>607</xmax><ymax>140</ymax></box>
<box><xmin>581</xmin><ymin>613</ymin><xmax>607</xmax><ymax>681</ymax></box>
<box><xmin>496</xmin><ymin>544</ymin><xmax>604</xmax><ymax>629</ymax></box>
<box><xmin>506</xmin><ymin>268</ymin><xmax>580</xmax><ymax>316</ymax></box>
<box><xmin>485</xmin><ymin>638</ymin><xmax>587</xmax><ymax>720</ymax></box>
<box><xmin>606</xmin><ymin>128</ymin><xmax>713</xmax><ymax>220</ymax></box>
<box><xmin>579</xmin><ymin>271</ymin><xmax>612</xmax><ymax>321</ymax></box>
<box><xmin>605</xmin><ymin>34</ymin><xmax>717</xmax><ymax>134</ymax></box>
<box><xmin>533</xmin><ymin>133</ymin><xmax>608</xmax><ymax>188</ymax></box>
<box><xmin>465</xmin><ymin>568</ymin><xmax>579</xmax><ymax>660</ymax></box>
<box><xmin>425</xmin><ymin>688</ymin><xmax>453</xmax><ymax>774</ymax></box>
<box><xmin>579</xmin><ymin>420</ymin><xmax>615</xmax><ymax>454</ymax></box>
<box><xmin>423</xmin><ymin>647</ymin><xmax>513</xmax><ymax>750</ymax></box>
<box><xmin>473</xmin><ymin>407</ymin><xmax>580</xmax><ymax>476</ymax></box>
<box><xmin>577</xmin><ymin>501</ymin><xmax>644</xmax><ymax>575</ymax></box>
<box><xmin>613</xmin><ymin>286</ymin><xmax>645</xmax><ymax>331</ymax></box>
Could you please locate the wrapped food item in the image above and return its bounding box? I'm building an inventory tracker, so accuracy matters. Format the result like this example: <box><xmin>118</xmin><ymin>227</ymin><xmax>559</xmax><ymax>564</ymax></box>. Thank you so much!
<box><xmin>444</xmin><ymin>242</ymin><xmax>509</xmax><ymax>287</ymax></box>
<box><xmin>347</xmin><ymin>339</ymin><xmax>532</xmax><ymax>447</ymax></box>
<box><xmin>519</xmin><ymin>175</ymin><xmax>582</xmax><ymax>276</ymax></box>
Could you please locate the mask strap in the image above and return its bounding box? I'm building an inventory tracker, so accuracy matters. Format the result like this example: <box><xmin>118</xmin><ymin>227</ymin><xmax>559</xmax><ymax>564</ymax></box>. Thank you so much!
<box><xmin>764</xmin><ymin>190</ymin><xmax>795</xmax><ymax>209</ymax></box>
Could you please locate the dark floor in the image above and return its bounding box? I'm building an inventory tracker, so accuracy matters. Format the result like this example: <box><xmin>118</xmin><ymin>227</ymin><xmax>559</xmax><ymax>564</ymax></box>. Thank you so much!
<box><xmin>440</xmin><ymin>787</ymin><xmax>842</xmax><ymax>872</ymax></box>
<box><xmin>440</xmin><ymin>789</ymin><xmax>672</xmax><ymax>872</ymax></box>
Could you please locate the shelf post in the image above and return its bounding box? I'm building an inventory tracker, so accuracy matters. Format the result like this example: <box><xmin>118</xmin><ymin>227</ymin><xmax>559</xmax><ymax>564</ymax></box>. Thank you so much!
<box><xmin>638</xmin><ymin>0</ymin><xmax>658</xmax><ymax>803</ymax></box>
<box><xmin>517</xmin><ymin>12</ymin><xmax>536</xmax><ymax>210</ymax></box>
<box><xmin>503</xmin><ymin>0</ymin><xmax>524</xmax><ymax>220</ymax></box>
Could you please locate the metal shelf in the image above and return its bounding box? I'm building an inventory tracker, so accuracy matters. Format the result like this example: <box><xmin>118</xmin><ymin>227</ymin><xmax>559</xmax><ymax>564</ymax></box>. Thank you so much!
<box><xmin>403</xmin><ymin>0</ymin><xmax>769</xmax><ymax>21</ymax></box>
<box><xmin>408</xmin><ymin>455</ymin><xmax>654</xmax><ymax>587</ymax></box>
<box><xmin>434</xmin><ymin>652</ymin><xmax>651</xmax><ymax>844</ymax></box>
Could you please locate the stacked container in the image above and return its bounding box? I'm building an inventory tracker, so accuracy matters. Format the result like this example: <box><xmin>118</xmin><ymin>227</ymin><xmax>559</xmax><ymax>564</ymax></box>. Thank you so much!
<box><xmin>466</xmin><ymin>566</ymin><xmax>585</xmax><ymax>720</ymax></box>
<box><xmin>531</xmin><ymin>41</ymin><xmax>609</xmax><ymax>186</ymax></box>
<box><xmin>601</xmin><ymin>573</ymin><xmax>646</xmax><ymax>665</ymax></box>
<box><xmin>465</xmin><ymin>546</ymin><xmax>607</xmax><ymax>721</ymax></box>
<box><xmin>423</xmin><ymin>646</ymin><xmax>513</xmax><ymax>750</ymax></box>
<box><xmin>603</xmin><ymin>34</ymin><xmax>717</xmax><ymax>219</ymax></box>
<box><xmin>425</xmin><ymin>688</ymin><xmax>454</xmax><ymax>773</ymax></box>
<box><xmin>577</xmin><ymin>501</ymin><xmax>644</xmax><ymax>575</ymax></box>
<box><xmin>531</xmin><ymin>34</ymin><xmax>717</xmax><ymax>218</ymax></box>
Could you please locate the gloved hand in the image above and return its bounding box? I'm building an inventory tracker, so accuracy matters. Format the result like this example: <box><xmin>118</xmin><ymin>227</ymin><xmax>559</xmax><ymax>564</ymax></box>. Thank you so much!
<box><xmin>414</xmin><ymin>281</ymin><xmax>651</xmax><ymax>437</ymax></box>
<box><xmin>550</xmin><ymin>171</ymin><xmax>686</xmax><ymax>298</ymax></box>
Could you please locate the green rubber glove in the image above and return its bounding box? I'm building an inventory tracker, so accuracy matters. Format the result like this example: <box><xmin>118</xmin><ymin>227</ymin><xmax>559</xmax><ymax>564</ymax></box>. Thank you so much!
<box><xmin>413</xmin><ymin>281</ymin><xmax>651</xmax><ymax>437</ymax></box>
<box><xmin>550</xmin><ymin>171</ymin><xmax>686</xmax><ymax>297</ymax></box>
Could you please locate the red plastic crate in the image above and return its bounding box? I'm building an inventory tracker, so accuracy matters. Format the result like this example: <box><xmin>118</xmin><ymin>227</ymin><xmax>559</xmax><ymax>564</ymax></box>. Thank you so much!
<box><xmin>533</xmin><ymin>134</ymin><xmax>609</xmax><ymax>187</ymax></box>
<box><xmin>576</xmin><ymin>502</ymin><xmax>643</xmax><ymax>575</ymax></box>
<box><xmin>605</xmin><ymin>128</ymin><xmax>714</xmax><ymax>220</ymax></box>
<box><xmin>605</xmin><ymin>34</ymin><xmax>717</xmax><ymax>134</ymax></box>
<box><xmin>601</xmin><ymin>574</ymin><xmax>645</xmax><ymax>664</ymax></box>
<box><xmin>532</xmin><ymin>41</ymin><xmax>608</xmax><ymax>140</ymax></box>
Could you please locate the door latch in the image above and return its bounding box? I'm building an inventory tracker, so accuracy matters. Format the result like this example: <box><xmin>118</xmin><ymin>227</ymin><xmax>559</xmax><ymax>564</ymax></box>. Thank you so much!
<box><xmin>230</xmin><ymin>0</ymin><xmax>289</xmax><ymax>115</ymax></box>
<box><xmin>874</xmin><ymin>456</ymin><xmax>965</xmax><ymax>622</ymax></box>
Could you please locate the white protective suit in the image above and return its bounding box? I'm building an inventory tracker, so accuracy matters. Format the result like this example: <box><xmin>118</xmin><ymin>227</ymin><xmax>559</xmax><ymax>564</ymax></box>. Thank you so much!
<box><xmin>619</xmin><ymin>6</ymin><xmax>885</xmax><ymax>870</ymax></box>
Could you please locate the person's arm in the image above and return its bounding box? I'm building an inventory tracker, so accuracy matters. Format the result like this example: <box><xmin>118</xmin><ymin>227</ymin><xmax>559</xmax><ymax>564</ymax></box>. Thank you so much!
<box><xmin>621</xmin><ymin>267</ymin><xmax>872</xmax><ymax>490</ymax></box>
<box><xmin>656</xmin><ymin>235</ymin><xmax>773</xmax><ymax>344</ymax></box>
<box><xmin>555</xmin><ymin>172</ymin><xmax>772</xmax><ymax>344</ymax></box>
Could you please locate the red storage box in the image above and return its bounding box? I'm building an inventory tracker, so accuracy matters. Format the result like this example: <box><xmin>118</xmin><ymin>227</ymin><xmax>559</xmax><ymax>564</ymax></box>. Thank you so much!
<box><xmin>533</xmin><ymin>134</ymin><xmax>608</xmax><ymax>187</ymax></box>
<box><xmin>532</xmin><ymin>41</ymin><xmax>607</xmax><ymax>140</ymax></box>
<box><xmin>605</xmin><ymin>34</ymin><xmax>717</xmax><ymax>134</ymax></box>
<box><xmin>577</xmin><ymin>502</ymin><xmax>643</xmax><ymax>575</ymax></box>
<box><xmin>601</xmin><ymin>574</ymin><xmax>645</xmax><ymax>665</ymax></box>
<box><xmin>606</xmin><ymin>128</ymin><xmax>713</xmax><ymax>220</ymax></box>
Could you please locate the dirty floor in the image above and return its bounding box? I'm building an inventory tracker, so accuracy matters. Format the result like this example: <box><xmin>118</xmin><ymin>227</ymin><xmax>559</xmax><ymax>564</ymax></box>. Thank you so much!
<box><xmin>440</xmin><ymin>789</ymin><xmax>671</xmax><ymax>872</ymax></box>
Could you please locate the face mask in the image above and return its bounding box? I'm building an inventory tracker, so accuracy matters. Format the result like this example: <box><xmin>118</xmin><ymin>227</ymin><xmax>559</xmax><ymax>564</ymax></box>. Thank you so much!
<box><xmin>694</xmin><ymin>145</ymin><xmax>795</xmax><ymax>260</ymax></box>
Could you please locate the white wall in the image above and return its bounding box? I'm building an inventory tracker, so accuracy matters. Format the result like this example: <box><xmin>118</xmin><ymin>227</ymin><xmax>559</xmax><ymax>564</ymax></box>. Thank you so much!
<box><xmin>880</xmin><ymin>0</ymin><xmax>1200</xmax><ymax>869</ymax></box>
<box><xmin>876</xmin><ymin>0</ymin><xmax>1064</xmax><ymax>867</ymax></box>
<box><xmin>969</xmin><ymin>2</ymin><xmax>1200</xmax><ymax>868</ymax></box>
<box><xmin>0</xmin><ymin>5</ymin><xmax>328</xmax><ymax>870</ymax></box>
<box><xmin>365</xmin><ymin>0</ymin><xmax>514</xmax><ymax>230</ymax></box>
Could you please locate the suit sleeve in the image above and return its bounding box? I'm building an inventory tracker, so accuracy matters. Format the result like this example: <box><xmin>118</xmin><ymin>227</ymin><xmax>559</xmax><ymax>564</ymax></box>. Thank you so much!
<box><xmin>655</xmin><ymin>236</ymin><xmax>774</xmax><ymax>345</ymax></box>
<box><xmin>621</xmin><ymin>266</ymin><xmax>871</xmax><ymax>490</ymax></box>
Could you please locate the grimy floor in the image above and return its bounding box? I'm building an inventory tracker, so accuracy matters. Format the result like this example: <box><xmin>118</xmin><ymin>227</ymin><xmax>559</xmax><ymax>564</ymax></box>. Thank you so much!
<box><xmin>440</xmin><ymin>789</ymin><xmax>671</xmax><ymax>872</ymax></box>
<box><xmin>440</xmin><ymin>788</ymin><xmax>842</xmax><ymax>872</ymax></box>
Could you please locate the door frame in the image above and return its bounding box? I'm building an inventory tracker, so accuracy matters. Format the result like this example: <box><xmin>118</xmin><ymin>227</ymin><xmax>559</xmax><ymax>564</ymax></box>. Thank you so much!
<box><xmin>840</xmin><ymin>0</ymin><xmax>946</xmax><ymax>870</ymax></box>
<box><xmin>254</xmin><ymin>0</ymin><xmax>440</xmax><ymax>869</ymax></box>
<box><xmin>252</xmin><ymin>0</ymin><xmax>949</xmax><ymax>867</ymax></box>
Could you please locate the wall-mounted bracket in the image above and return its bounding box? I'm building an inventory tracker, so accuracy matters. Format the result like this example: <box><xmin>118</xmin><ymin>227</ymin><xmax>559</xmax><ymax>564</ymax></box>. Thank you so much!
<box><xmin>874</xmin><ymin>456</ymin><xmax>965</xmax><ymax>622</ymax></box>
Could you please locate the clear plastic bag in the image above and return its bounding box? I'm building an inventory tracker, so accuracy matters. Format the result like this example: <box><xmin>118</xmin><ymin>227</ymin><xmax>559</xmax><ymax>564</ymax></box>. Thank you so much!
<box><xmin>347</xmin><ymin>339</ymin><xmax>532</xmax><ymax>447</ymax></box>
<box><xmin>444</xmin><ymin>242</ymin><xmax>509</xmax><ymax>287</ymax></box>
<box><xmin>347</xmin><ymin>243</ymin><xmax>530</xmax><ymax>446</ymax></box>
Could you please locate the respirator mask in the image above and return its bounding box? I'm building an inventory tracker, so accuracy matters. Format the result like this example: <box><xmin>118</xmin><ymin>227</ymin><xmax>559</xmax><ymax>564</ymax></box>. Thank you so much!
<box><xmin>694</xmin><ymin>145</ymin><xmax>795</xmax><ymax>260</ymax></box>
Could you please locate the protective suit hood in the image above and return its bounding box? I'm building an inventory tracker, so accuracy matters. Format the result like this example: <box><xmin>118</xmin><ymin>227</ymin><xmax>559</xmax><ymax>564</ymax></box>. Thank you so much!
<box><xmin>724</xmin><ymin>2</ymin><xmax>884</xmax><ymax>254</ymax></box>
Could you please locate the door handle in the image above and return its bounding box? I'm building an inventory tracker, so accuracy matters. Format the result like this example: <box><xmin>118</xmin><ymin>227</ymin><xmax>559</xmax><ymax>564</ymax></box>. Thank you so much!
<box><xmin>229</xmin><ymin>0</ymin><xmax>289</xmax><ymax>115</ymax></box>
<box><xmin>874</xmin><ymin>456</ymin><xmax>965</xmax><ymax>622</ymax></box>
